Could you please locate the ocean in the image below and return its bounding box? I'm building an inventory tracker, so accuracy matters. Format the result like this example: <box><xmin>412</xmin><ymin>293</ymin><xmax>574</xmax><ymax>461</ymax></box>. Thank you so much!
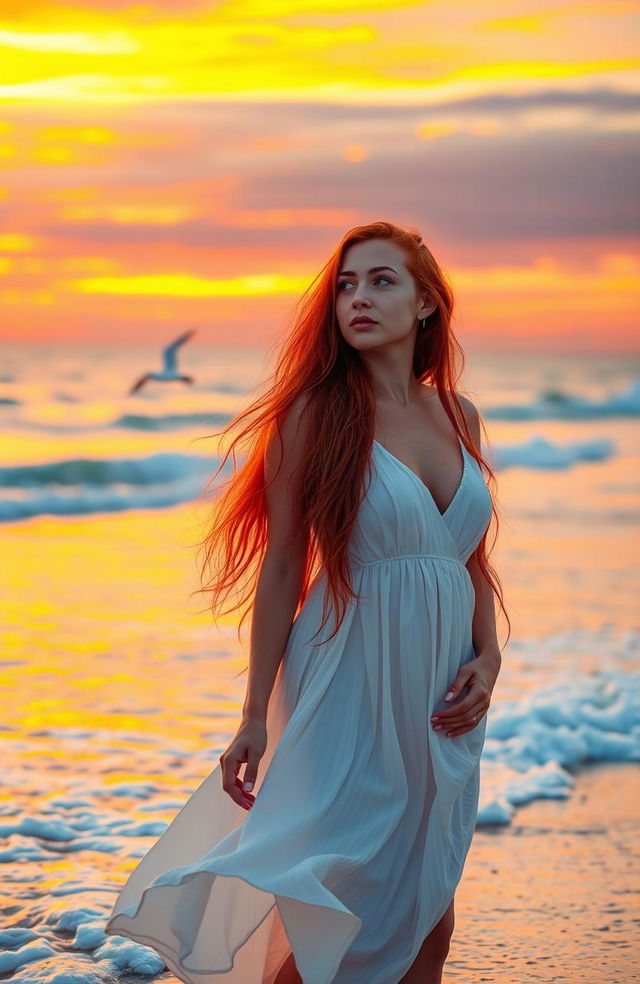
<box><xmin>1</xmin><ymin>342</ymin><xmax>638</xmax><ymax>982</ymax></box>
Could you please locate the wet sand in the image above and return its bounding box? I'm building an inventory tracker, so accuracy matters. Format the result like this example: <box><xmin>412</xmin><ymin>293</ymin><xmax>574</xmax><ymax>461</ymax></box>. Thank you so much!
<box><xmin>449</xmin><ymin>761</ymin><xmax>639</xmax><ymax>983</ymax></box>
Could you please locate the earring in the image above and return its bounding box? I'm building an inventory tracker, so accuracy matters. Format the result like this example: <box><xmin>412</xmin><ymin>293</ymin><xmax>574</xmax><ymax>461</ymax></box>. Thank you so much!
<box><xmin>418</xmin><ymin>317</ymin><xmax>426</xmax><ymax>331</ymax></box>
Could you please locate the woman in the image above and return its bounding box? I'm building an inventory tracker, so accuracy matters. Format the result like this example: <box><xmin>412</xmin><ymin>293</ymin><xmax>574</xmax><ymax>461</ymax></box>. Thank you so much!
<box><xmin>105</xmin><ymin>221</ymin><xmax>508</xmax><ymax>984</ymax></box>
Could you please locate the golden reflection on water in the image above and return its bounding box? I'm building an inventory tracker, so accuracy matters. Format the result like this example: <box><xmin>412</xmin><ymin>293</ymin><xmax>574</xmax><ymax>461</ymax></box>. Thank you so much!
<box><xmin>1</xmin><ymin>427</ymin><xmax>638</xmax><ymax>983</ymax></box>
<box><xmin>3</xmin><ymin>430</ymin><xmax>639</xmax><ymax>740</ymax></box>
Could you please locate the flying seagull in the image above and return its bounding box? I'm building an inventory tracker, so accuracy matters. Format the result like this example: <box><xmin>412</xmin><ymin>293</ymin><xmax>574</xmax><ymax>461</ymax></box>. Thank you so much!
<box><xmin>129</xmin><ymin>329</ymin><xmax>196</xmax><ymax>395</ymax></box>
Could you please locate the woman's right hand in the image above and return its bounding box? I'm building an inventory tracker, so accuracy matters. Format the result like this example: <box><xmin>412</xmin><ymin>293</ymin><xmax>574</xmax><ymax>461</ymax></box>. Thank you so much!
<box><xmin>219</xmin><ymin>717</ymin><xmax>267</xmax><ymax>811</ymax></box>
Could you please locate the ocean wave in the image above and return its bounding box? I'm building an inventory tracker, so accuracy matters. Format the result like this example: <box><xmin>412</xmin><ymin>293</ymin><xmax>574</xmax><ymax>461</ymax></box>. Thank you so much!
<box><xmin>489</xmin><ymin>435</ymin><xmax>615</xmax><ymax>470</ymax></box>
<box><xmin>0</xmin><ymin>434</ymin><xmax>627</xmax><ymax>522</ymax></box>
<box><xmin>2</xmin><ymin>411</ymin><xmax>232</xmax><ymax>434</ymax></box>
<box><xmin>0</xmin><ymin>482</ymin><xmax>211</xmax><ymax>523</ymax></box>
<box><xmin>485</xmin><ymin>378</ymin><xmax>640</xmax><ymax>420</ymax></box>
<box><xmin>1</xmin><ymin>434</ymin><xmax>617</xmax><ymax>492</ymax></box>
<box><xmin>113</xmin><ymin>411</ymin><xmax>230</xmax><ymax>431</ymax></box>
<box><xmin>1</xmin><ymin>452</ymin><xmax>215</xmax><ymax>489</ymax></box>
<box><xmin>0</xmin><ymin>453</ymin><xmax>225</xmax><ymax>522</ymax></box>
<box><xmin>477</xmin><ymin>666</ymin><xmax>640</xmax><ymax>824</ymax></box>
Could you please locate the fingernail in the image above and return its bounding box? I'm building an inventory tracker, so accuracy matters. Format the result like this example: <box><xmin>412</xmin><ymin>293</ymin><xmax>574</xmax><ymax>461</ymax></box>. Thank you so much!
<box><xmin>445</xmin><ymin>691</ymin><xmax>455</xmax><ymax>701</ymax></box>
<box><xmin>243</xmin><ymin>780</ymin><xmax>253</xmax><ymax>791</ymax></box>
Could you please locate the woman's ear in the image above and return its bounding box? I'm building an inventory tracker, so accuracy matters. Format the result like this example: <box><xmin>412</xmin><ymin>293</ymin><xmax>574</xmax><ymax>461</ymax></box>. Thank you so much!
<box><xmin>420</xmin><ymin>296</ymin><xmax>438</xmax><ymax>318</ymax></box>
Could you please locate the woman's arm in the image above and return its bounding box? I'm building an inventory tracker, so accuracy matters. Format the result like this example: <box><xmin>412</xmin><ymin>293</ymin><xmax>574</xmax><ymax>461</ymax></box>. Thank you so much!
<box><xmin>242</xmin><ymin>552</ymin><xmax>306</xmax><ymax>723</ymax></box>
<box><xmin>466</xmin><ymin>548</ymin><xmax>502</xmax><ymax>676</ymax></box>
<box><xmin>428</xmin><ymin>396</ymin><xmax>502</xmax><ymax>737</ymax></box>
<box><xmin>429</xmin><ymin>547</ymin><xmax>501</xmax><ymax>737</ymax></box>
<box><xmin>460</xmin><ymin>393</ymin><xmax>502</xmax><ymax>675</ymax></box>
<box><xmin>220</xmin><ymin>397</ymin><xmax>311</xmax><ymax>808</ymax></box>
<box><xmin>241</xmin><ymin>395</ymin><xmax>311</xmax><ymax>724</ymax></box>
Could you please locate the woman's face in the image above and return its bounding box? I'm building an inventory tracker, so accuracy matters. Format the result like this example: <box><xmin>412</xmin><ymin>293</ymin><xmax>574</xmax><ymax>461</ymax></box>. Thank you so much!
<box><xmin>335</xmin><ymin>239</ymin><xmax>435</xmax><ymax>351</ymax></box>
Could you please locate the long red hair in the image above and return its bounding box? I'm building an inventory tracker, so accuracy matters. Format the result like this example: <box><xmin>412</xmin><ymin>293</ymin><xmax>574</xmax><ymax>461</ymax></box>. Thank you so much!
<box><xmin>192</xmin><ymin>220</ymin><xmax>510</xmax><ymax>666</ymax></box>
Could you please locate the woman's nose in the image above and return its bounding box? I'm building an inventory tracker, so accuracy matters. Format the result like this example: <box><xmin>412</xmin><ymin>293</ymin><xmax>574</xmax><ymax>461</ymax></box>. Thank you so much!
<box><xmin>353</xmin><ymin>290</ymin><xmax>372</xmax><ymax>304</ymax></box>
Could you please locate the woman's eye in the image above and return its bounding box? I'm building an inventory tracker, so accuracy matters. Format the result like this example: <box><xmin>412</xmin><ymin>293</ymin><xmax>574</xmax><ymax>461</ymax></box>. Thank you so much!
<box><xmin>337</xmin><ymin>276</ymin><xmax>391</xmax><ymax>290</ymax></box>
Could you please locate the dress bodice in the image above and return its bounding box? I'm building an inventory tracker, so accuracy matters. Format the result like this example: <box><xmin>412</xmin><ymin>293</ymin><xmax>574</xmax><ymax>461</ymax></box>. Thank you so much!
<box><xmin>348</xmin><ymin>437</ymin><xmax>493</xmax><ymax>569</ymax></box>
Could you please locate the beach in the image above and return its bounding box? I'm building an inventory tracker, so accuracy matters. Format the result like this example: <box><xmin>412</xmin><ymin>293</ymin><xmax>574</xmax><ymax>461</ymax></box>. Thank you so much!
<box><xmin>1</xmin><ymin>346</ymin><xmax>638</xmax><ymax>983</ymax></box>
<box><xmin>450</xmin><ymin>761</ymin><xmax>639</xmax><ymax>983</ymax></box>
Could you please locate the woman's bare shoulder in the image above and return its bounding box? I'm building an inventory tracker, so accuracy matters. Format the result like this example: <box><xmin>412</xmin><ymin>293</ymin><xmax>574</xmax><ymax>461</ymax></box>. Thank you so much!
<box><xmin>457</xmin><ymin>391</ymin><xmax>479</xmax><ymax>417</ymax></box>
<box><xmin>422</xmin><ymin>383</ymin><xmax>478</xmax><ymax>419</ymax></box>
<box><xmin>455</xmin><ymin>393</ymin><xmax>481</xmax><ymax>449</ymax></box>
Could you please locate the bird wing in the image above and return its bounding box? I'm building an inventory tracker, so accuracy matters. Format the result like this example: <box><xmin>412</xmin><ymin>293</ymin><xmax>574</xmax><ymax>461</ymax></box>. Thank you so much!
<box><xmin>162</xmin><ymin>329</ymin><xmax>196</xmax><ymax>371</ymax></box>
<box><xmin>129</xmin><ymin>374</ymin><xmax>149</xmax><ymax>395</ymax></box>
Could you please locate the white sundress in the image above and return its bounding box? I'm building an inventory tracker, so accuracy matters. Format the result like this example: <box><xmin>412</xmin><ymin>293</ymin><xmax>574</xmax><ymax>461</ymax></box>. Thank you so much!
<box><xmin>105</xmin><ymin>432</ymin><xmax>494</xmax><ymax>984</ymax></box>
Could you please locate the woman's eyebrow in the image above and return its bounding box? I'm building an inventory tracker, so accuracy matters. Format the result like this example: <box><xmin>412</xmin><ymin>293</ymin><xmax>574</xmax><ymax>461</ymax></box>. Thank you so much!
<box><xmin>338</xmin><ymin>265</ymin><xmax>399</xmax><ymax>276</ymax></box>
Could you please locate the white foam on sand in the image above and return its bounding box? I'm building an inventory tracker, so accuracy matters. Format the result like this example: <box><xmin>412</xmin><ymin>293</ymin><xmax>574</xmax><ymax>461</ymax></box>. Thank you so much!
<box><xmin>444</xmin><ymin>656</ymin><xmax>639</xmax><ymax>827</ymax></box>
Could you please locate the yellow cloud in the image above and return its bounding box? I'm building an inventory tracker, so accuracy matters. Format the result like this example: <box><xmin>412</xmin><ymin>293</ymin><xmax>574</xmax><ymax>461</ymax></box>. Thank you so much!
<box><xmin>218</xmin><ymin>0</ymin><xmax>422</xmax><ymax>15</ymax></box>
<box><xmin>71</xmin><ymin>273</ymin><xmax>311</xmax><ymax>296</ymax></box>
<box><xmin>0</xmin><ymin>74</ymin><xmax>171</xmax><ymax>103</ymax></box>
<box><xmin>80</xmin><ymin>126</ymin><xmax>114</xmax><ymax>144</ymax></box>
<box><xmin>59</xmin><ymin>204</ymin><xmax>194</xmax><ymax>224</ymax></box>
<box><xmin>0</xmin><ymin>234</ymin><xmax>36</xmax><ymax>251</ymax></box>
<box><xmin>35</xmin><ymin>145</ymin><xmax>74</xmax><ymax>163</ymax></box>
<box><xmin>64</xmin><ymin>255</ymin><xmax>640</xmax><ymax>303</ymax></box>
<box><xmin>481</xmin><ymin>14</ymin><xmax>548</xmax><ymax>34</ymax></box>
<box><xmin>0</xmin><ymin>28</ymin><xmax>138</xmax><ymax>55</ymax></box>
<box><xmin>415</xmin><ymin>120</ymin><xmax>457</xmax><ymax>140</ymax></box>
<box><xmin>0</xmin><ymin>0</ymin><xmax>632</xmax><ymax>107</ymax></box>
<box><xmin>38</xmin><ymin>125</ymin><xmax>114</xmax><ymax>144</ymax></box>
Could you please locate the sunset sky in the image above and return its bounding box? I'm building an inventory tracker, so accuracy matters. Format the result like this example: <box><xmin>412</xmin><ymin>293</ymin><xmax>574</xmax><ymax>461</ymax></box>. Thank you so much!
<box><xmin>0</xmin><ymin>0</ymin><xmax>638</xmax><ymax>351</ymax></box>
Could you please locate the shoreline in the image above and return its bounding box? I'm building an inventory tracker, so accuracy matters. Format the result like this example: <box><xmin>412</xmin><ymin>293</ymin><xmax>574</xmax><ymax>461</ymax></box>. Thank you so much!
<box><xmin>448</xmin><ymin>760</ymin><xmax>639</xmax><ymax>983</ymax></box>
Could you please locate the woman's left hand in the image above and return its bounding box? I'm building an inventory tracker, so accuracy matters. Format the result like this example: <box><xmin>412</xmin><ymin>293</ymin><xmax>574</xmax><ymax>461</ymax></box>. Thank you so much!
<box><xmin>430</xmin><ymin>652</ymin><xmax>500</xmax><ymax>737</ymax></box>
